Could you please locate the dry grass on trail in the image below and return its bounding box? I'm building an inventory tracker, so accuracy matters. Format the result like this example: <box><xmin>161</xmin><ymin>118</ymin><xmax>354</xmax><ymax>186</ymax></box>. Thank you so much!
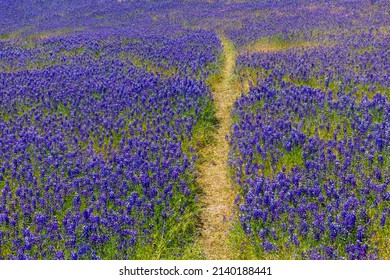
<box><xmin>196</xmin><ymin>34</ymin><xmax>239</xmax><ymax>260</ymax></box>
<box><xmin>196</xmin><ymin>33</ymin><xmax>314</xmax><ymax>260</ymax></box>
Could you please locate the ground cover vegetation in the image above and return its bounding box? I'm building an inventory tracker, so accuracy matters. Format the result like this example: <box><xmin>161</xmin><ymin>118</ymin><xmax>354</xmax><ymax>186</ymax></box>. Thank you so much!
<box><xmin>229</xmin><ymin>0</ymin><xmax>390</xmax><ymax>259</ymax></box>
<box><xmin>0</xmin><ymin>0</ymin><xmax>389</xmax><ymax>260</ymax></box>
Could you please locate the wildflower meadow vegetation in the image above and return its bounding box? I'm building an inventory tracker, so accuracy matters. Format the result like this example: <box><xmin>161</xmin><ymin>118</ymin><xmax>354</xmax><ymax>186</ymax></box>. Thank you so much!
<box><xmin>0</xmin><ymin>0</ymin><xmax>389</xmax><ymax>260</ymax></box>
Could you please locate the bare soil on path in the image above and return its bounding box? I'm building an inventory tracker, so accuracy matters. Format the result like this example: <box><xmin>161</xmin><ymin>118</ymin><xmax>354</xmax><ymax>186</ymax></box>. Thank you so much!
<box><xmin>196</xmin><ymin>34</ymin><xmax>239</xmax><ymax>260</ymax></box>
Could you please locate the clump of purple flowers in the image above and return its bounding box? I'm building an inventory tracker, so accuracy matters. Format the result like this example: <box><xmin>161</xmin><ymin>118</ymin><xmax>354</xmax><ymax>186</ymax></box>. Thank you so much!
<box><xmin>0</xmin><ymin>2</ymin><xmax>221</xmax><ymax>258</ymax></box>
<box><xmin>229</xmin><ymin>82</ymin><xmax>389</xmax><ymax>259</ymax></box>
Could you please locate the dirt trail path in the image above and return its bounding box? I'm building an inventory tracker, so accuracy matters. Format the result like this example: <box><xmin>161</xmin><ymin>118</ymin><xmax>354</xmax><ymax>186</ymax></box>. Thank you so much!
<box><xmin>197</xmin><ymin>34</ymin><xmax>239</xmax><ymax>260</ymax></box>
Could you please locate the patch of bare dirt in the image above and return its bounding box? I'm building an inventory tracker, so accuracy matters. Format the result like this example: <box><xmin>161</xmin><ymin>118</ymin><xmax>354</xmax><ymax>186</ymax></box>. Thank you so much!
<box><xmin>196</xmin><ymin>34</ymin><xmax>238</xmax><ymax>260</ymax></box>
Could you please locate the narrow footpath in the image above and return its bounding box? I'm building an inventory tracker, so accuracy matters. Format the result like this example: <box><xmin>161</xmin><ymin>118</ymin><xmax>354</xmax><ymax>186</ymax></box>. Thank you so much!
<box><xmin>197</xmin><ymin>34</ymin><xmax>239</xmax><ymax>260</ymax></box>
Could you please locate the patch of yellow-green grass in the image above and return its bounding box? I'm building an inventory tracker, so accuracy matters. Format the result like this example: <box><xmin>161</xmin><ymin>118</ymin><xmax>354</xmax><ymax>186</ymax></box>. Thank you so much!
<box><xmin>206</xmin><ymin>71</ymin><xmax>223</xmax><ymax>91</ymax></box>
<box><xmin>229</xmin><ymin>218</ymin><xmax>309</xmax><ymax>260</ymax></box>
<box><xmin>205</xmin><ymin>41</ymin><xmax>224</xmax><ymax>90</ymax></box>
<box><xmin>235</xmin><ymin>66</ymin><xmax>259</xmax><ymax>89</ymax></box>
<box><xmin>119</xmin><ymin>52</ymin><xmax>178</xmax><ymax>76</ymax></box>
<box><xmin>93</xmin><ymin>14</ymin><xmax>104</xmax><ymax>19</ymax></box>
<box><xmin>0</xmin><ymin>26</ymin><xmax>32</xmax><ymax>40</ymax></box>
<box><xmin>282</xmin><ymin>73</ymin><xmax>390</xmax><ymax>101</ymax></box>
<box><xmin>133</xmin><ymin>201</ymin><xmax>203</xmax><ymax>260</ymax></box>
<box><xmin>317</xmin><ymin>120</ymin><xmax>338</xmax><ymax>141</ymax></box>
<box><xmin>379</xmin><ymin>25</ymin><xmax>390</xmax><ymax>34</ymax></box>
<box><xmin>58</xmin><ymin>46</ymin><xmax>85</xmax><ymax>57</ymax></box>
<box><xmin>257</xmin><ymin>145</ymin><xmax>303</xmax><ymax>178</ymax></box>
<box><xmin>229</xmin><ymin>221</ymin><xmax>259</xmax><ymax>260</ymax></box>
<box><xmin>26</xmin><ymin>27</ymin><xmax>84</xmax><ymax>41</ymax></box>
<box><xmin>240</xmin><ymin>35</ymin><xmax>319</xmax><ymax>55</ymax></box>
<box><xmin>369</xmin><ymin>185</ymin><xmax>390</xmax><ymax>260</ymax></box>
<box><xmin>277</xmin><ymin>146</ymin><xmax>303</xmax><ymax>173</ymax></box>
<box><xmin>180</xmin><ymin>98</ymin><xmax>218</xmax><ymax>154</ymax></box>
<box><xmin>373</xmin><ymin>224</ymin><xmax>390</xmax><ymax>259</ymax></box>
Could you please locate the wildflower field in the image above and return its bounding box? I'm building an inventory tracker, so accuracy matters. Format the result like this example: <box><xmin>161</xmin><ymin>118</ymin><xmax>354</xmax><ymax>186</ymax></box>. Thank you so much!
<box><xmin>0</xmin><ymin>0</ymin><xmax>389</xmax><ymax>260</ymax></box>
